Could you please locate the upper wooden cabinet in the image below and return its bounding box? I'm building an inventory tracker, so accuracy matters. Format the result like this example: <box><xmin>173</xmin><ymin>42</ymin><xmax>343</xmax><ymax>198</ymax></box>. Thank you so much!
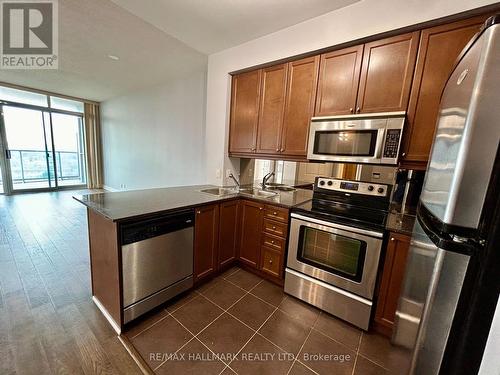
<box><xmin>401</xmin><ymin>17</ymin><xmax>486</xmax><ymax>166</ymax></box>
<box><xmin>256</xmin><ymin>64</ymin><xmax>288</xmax><ymax>154</ymax></box>
<box><xmin>315</xmin><ymin>46</ymin><xmax>363</xmax><ymax>116</ymax></box>
<box><xmin>281</xmin><ymin>56</ymin><xmax>320</xmax><ymax>156</ymax></box>
<box><xmin>229</xmin><ymin>70</ymin><xmax>262</xmax><ymax>154</ymax></box>
<box><xmin>357</xmin><ymin>32</ymin><xmax>419</xmax><ymax>113</ymax></box>
<box><xmin>230</xmin><ymin>57</ymin><xmax>319</xmax><ymax>159</ymax></box>
<box><xmin>228</xmin><ymin>14</ymin><xmax>489</xmax><ymax>162</ymax></box>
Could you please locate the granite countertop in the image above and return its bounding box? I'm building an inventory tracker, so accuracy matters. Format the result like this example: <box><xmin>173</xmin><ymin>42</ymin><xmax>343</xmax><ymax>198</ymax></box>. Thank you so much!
<box><xmin>385</xmin><ymin>203</ymin><xmax>417</xmax><ymax>236</ymax></box>
<box><xmin>74</xmin><ymin>184</ymin><xmax>313</xmax><ymax>222</ymax></box>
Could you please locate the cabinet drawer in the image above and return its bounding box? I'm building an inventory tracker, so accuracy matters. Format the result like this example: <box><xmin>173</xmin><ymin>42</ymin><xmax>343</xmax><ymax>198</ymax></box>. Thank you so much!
<box><xmin>262</xmin><ymin>219</ymin><xmax>288</xmax><ymax>238</ymax></box>
<box><xmin>261</xmin><ymin>233</ymin><xmax>285</xmax><ymax>252</ymax></box>
<box><xmin>260</xmin><ymin>247</ymin><xmax>282</xmax><ymax>278</ymax></box>
<box><xmin>264</xmin><ymin>205</ymin><xmax>288</xmax><ymax>223</ymax></box>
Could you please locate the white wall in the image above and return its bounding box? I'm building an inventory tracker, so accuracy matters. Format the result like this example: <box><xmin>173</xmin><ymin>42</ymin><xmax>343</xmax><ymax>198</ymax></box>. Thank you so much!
<box><xmin>204</xmin><ymin>0</ymin><xmax>497</xmax><ymax>185</ymax></box>
<box><xmin>101</xmin><ymin>69</ymin><xmax>207</xmax><ymax>191</ymax></box>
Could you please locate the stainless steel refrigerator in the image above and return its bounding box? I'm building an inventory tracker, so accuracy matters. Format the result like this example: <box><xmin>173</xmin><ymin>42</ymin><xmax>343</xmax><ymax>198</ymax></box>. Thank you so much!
<box><xmin>393</xmin><ymin>15</ymin><xmax>500</xmax><ymax>375</ymax></box>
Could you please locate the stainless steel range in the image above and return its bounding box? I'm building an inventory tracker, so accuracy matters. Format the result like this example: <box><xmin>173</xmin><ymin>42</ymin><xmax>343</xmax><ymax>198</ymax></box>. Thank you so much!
<box><xmin>285</xmin><ymin>177</ymin><xmax>391</xmax><ymax>330</ymax></box>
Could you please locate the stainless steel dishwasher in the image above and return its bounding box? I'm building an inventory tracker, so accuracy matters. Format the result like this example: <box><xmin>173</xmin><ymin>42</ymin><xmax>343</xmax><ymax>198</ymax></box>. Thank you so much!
<box><xmin>121</xmin><ymin>209</ymin><xmax>194</xmax><ymax>323</ymax></box>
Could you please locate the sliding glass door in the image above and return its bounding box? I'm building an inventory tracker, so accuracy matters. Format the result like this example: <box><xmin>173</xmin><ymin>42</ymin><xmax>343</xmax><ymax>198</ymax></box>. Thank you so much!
<box><xmin>0</xmin><ymin>104</ymin><xmax>86</xmax><ymax>193</ymax></box>
<box><xmin>51</xmin><ymin>113</ymin><xmax>86</xmax><ymax>186</ymax></box>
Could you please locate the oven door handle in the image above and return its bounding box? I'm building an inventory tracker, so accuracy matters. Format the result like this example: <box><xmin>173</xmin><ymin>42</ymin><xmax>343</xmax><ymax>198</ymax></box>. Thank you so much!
<box><xmin>290</xmin><ymin>213</ymin><xmax>384</xmax><ymax>239</ymax></box>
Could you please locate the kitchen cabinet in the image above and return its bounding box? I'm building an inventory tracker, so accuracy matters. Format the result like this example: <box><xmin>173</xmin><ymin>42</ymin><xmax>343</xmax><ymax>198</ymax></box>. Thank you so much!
<box><xmin>374</xmin><ymin>232</ymin><xmax>411</xmax><ymax>337</ymax></box>
<box><xmin>401</xmin><ymin>16</ymin><xmax>487</xmax><ymax>168</ymax></box>
<box><xmin>229</xmin><ymin>70</ymin><xmax>262</xmax><ymax>154</ymax></box>
<box><xmin>230</xmin><ymin>57</ymin><xmax>319</xmax><ymax>160</ymax></box>
<box><xmin>260</xmin><ymin>247</ymin><xmax>282</xmax><ymax>278</ymax></box>
<box><xmin>238</xmin><ymin>200</ymin><xmax>289</xmax><ymax>281</ymax></box>
<box><xmin>281</xmin><ymin>56</ymin><xmax>320</xmax><ymax>156</ymax></box>
<box><xmin>194</xmin><ymin>204</ymin><xmax>219</xmax><ymax>282</ymax></box>
<box><xmin>256</xmin><ymin>64</ymin><xmax>288</xmax><ymax>154</ymax></box>
<box><xmin>218</xmin><ymin>200</ymin><xmax>240</xmax><ymax>268</ymax></box>
<box><xmin>315</xmin><ymin>46</ymin><xmax>363</xmax><ymax>116</ymax></box>
<box><xmin>357</xmin><ymin>32</ymin><xmax>419</xmax><ymax>114</ymax></box>
<box><xmin>238</xmin><ymin>200</ymin><xmax>264</xmax><ymax>268</ymax></box>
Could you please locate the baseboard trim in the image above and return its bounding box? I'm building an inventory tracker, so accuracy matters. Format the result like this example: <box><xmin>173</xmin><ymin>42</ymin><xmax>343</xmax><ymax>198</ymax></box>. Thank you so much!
<box><xmin>118</xmin><ymin>334</ymin><xmax>153</xmax><ymax>374</ymax></box>
<box><xmin>92</xmin><ymin>296</ymin><xmax>121</xmax><ymax>334</ymax></box>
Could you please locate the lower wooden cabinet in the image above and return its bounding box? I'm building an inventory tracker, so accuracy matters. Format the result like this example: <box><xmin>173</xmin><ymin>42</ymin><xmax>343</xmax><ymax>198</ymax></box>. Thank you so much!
<box><xmin>194</xmin><ymin>204</ymin><xmax>220</xmax><ymax>282</ymax></box>
<box><xmin>195</xmin><ymin>199</ymin><xmax>289</xmax><ymax>284</ymax></box>
<box><xmin>374</xmin><ymin>232</ymin><xmax>411</xmax><ymax>337</ymax></box>
<box><xmin>218</xmin><ymin>200</ymin><xmax>240</xmax><ymax>268</ymax></box>
<box><xmin>238</xmin><ymin>200</ymin><xmax>264</xmax><ymax>268</ymax></box>
<box><xmin>260</xmin><ymin>246</ymin><xmax>282</xmax><ymax>278</ymax></box>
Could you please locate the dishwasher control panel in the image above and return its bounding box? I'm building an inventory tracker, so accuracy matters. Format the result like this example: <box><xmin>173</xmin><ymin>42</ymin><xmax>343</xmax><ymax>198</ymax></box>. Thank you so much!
<box><xmin>121</xmin><ymin>209</ymin><xmax>194</xmax><ymax>245</ymax></box>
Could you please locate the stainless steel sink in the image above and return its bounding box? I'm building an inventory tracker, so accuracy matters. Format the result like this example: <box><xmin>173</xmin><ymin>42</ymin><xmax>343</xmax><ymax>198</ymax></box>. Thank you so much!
<box><xmin>199</xmin><ymin>187</ymin><xmax>239</xmax><ymax>196</ymax></box>
<box><xmin>263</xmin><ymin>182</ymin><xmax>285</xmax><ymax>187</ymax></box>
<box><xmin>239</xmin><ymin>188</ymin><xmax>278</xmax><ymax>198</ymax></box>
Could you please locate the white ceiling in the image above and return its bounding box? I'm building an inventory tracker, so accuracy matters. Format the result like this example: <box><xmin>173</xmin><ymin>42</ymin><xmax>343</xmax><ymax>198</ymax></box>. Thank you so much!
<box><xmin>0</xmin><ymin>0</ymin><xmax>207</xmax><ymax>101</ymax></box>
<box><xmin>0</xmin><ymin>0</ymin><xmax>359</xmax><ymax>101</ymax></box>
<box><xmin>111</xmin><ymin>0</ymin><xmax>361</xmax><ymax>54</ymax></box>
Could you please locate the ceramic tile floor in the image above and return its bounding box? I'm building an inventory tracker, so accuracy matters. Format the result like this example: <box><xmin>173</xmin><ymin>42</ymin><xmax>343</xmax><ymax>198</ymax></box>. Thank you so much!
<box><xmin>123</xmin><ymin>267</ymin><xmax>412</xmax><ymax>375</ymax></box>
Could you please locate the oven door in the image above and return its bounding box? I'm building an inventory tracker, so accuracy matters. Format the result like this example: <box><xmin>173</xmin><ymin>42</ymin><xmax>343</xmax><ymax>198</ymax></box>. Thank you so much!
<box><xmin>307</xmin><ymin>118</ymin><xmax>387</xmax><ymax>163</ymax></box>
<box><xmin>287</xmin><ymin>213</ymin><xmax>383</xmax><ymax>299</ymax></box>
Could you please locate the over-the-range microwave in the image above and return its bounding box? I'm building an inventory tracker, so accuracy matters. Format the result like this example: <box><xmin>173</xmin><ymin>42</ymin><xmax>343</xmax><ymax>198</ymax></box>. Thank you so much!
<box><xmin>307</xmin><ymin>112</ymin><xmax>405</xmax><ymax>165</ymax></box>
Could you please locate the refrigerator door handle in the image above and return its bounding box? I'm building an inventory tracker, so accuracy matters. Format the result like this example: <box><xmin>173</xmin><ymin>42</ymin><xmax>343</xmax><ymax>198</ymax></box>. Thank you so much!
<box><xmin>417</xmin><ymin>206</ymin><xmax>477</xmax><ymax>257</ymax></box>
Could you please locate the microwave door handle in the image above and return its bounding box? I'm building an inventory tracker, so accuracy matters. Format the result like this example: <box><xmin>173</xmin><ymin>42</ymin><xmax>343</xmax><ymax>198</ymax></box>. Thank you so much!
<box><xmin>374</xmin><ymin>128</ymin><xmax>386</xmax><ymax>159</ymax></box>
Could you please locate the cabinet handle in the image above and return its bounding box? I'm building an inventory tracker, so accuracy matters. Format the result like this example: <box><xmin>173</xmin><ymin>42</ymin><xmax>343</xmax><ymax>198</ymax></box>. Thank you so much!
<box><xmin>391</xmin><ymin>237</ymin><xmax>395</xmax><ymax>241</ymax></box>
<box><xmin>269</xmin><ymin>259</ymin><xmax>273</xmax><ymax>264</ymax></box>
<box><xmin>272</xmin><ymin>226</ymin><xmax>276</xmax><ymax>230</ymax></box>
<box><xmin>280</xmin><ymin>148</ymin><xmax>284</xmax><ymax>152</ymax></box>
<box><xmin>401</xmin><ymin>152</ymin><xmax>406</xmax><ymax>157</ymax></box>
<box><xmin>259</xmin><ymin>207</ymin><xmax>263</xmax><ymax>210</ymax></box>
<box><xmin>271</xmin><ymin>240</ymin><xmax>275</xmax><ymax>244</ymax></box>
<box><xmin>196</xmin><ymin>210</ymin><xmax>201</xmax><ymax>214</ymax></box>
<box><xmin>273</xmin><ymin>211</ymin><xmax>277</xmax><ymax>215</ymax></box>
<box><xmin>276</xmin><ymin>148</ymin><xmax>280</xmax><ymax>152</ymax></box>
<box><xmin>356</xmin><ymin>107</ymin><xmax>360</xmax><ymax>113</ymax></box>
<box><xmin>349</xmin><ymin>108</ymin><xmax>353</xmax><ymax>113</ymax></box>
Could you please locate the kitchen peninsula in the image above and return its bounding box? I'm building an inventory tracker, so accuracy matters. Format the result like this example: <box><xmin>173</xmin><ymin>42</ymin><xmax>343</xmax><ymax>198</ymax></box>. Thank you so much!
<box><xmin>74</xmin><ymin>185</ymin><xmax>313</xmax><ymax>333</ymax></box>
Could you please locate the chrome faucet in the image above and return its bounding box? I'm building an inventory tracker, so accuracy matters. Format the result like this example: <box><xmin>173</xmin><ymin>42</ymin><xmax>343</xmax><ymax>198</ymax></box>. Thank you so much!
<box><xmin>228</xmin><ymin>172</ymin><xmax>240</xmax><ymax>187</ymax></box>
<box><xmin>261</xmin><ymin>172</ymin><xmax>275</xmax><ymax>189</ymax></box>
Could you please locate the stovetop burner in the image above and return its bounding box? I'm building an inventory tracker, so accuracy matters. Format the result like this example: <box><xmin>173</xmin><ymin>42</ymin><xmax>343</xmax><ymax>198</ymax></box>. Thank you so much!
<box><xmin>291</xmin><ymin>177</ymin><xmax>392</xmax><ymax>231</ymax></box>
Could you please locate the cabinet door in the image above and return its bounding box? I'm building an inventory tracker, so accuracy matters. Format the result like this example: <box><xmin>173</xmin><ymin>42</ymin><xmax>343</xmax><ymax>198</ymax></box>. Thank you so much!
<box><xmin>238</xmin><ymin>200</ymin><xmax>263</xmax><ymax>268</ymax></box>
<box><xmin>402</xmin><ymin>16</ymin><xmax>486</xmax><ymax>165</ymax></box>
<box><xmin>229</xmin><ymin>70</ymin><xmax>262</xmax><ymax>154</ymax></box>
<box><xmin>218</xmin><ymin>200</ymin><xmax>239</xmax><ymax>268</ymax></box>
<box><xmin>256</xmin><ymin>64</ymin><xmax>288</xmax><ymax>155</ymax></box>
<box><xmin>315</xmin><ymin>45</ymin><xmax>363</xmax><ymax>116</ymax></box>
<box><xmin>260</xmin><ymin>246</ymin><xmax>282</xmax><ymax>279</ymax></box>
<box><xmin>374</xmin><ymin>233</ymin><xmax>410</xmax><ymax>336</ymax></box>
<box><xmin>194</xmin><ymin>204</ymin><xmax>219</xmax><ymax>282</ymax></box>
<box><xmin>357</xmin><ymin>32</ymin><xmax>419</xmax><ymax>113</ymax></box>
<box><xmin>281</xmin><ymin>56</ymin><xmax>320</xmax><ymax>157</ymax></box>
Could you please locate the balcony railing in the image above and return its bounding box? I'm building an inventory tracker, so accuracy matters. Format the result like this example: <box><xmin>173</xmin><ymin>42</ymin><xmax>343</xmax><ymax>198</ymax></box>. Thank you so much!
<box><xmin>9</xmin><ymin>149</ymin><xmax>85</xmax><ymax>185</ymax></box>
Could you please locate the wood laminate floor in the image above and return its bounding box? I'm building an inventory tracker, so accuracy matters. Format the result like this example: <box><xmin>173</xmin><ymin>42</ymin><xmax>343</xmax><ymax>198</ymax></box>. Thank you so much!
<box><xmin>0</xmin><ymin>190</ymin><xmax>142</xmax><ymax>375</ymax></box>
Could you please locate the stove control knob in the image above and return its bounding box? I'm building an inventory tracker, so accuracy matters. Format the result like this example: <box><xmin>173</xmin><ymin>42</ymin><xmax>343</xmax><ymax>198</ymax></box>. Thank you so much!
<box><xmin>378</xmin><ymin>187</ymin><xmax>385</xmax><ymax>194</ymax></box>
<box><xmin>327</xmin><ymin>181</ymin><xmax>333</xmax><ymax>186</ymax></box>
<box><xmin>367</xmin><ymin>185</ymin><xmax>374</xmax><ymax>191</ymax></box>
<box><xmin>319</xmin><ymin>180</ymin><xmax>325</xmax><ymax>186</ymax></box>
